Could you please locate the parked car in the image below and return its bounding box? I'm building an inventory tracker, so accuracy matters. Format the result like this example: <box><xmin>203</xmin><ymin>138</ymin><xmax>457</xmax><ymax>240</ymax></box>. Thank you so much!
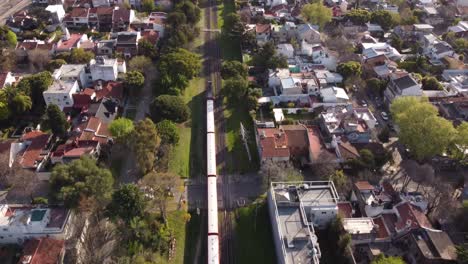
<box><xmin>381</xmin><ymin>112</ymin><xmax>389</xmax><ymax>120</ymax></box>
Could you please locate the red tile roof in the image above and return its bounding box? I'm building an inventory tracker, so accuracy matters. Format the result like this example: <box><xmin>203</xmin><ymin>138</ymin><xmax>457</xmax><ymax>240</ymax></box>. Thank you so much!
<box><xmin>141</xmin><ymin>30</ymin><xmax>159</xmax><ymax>45</ymax></box>
<box><xmin>372</xmin><ymin>216</ymin><xmax>390</xmax><ymax>239</ymax></box>
<box><xmin>69</xmin><ymin>7</ymin><xmax>89</xmax><ymax>18</ymax></box>
<box><xmin>20</xmin><ymin>131</ymin><xmax>50</xmax><ymax>169</ymax></box>
<box><xmin>113</xmin><ymin>8</ymin><xmax>131</xmax><ymax>23</ymax></box>
<box><xmin>258</xmin><ymin>128</ymin><xmax>290</xmax><ymax>159</ymax></box>
<box><xmin>395</xmin><ymin>202</ymin><xmax>433</xmax><ymax>231</ymax></box>
<box><xmin>72</xmin><ymin>93</ymin><xmax>92</xmax><ymax>109</ymax></box>
<box><xmin>56</xmin><ymin>34</ymin><xmax>83</xmax><ymax>51</ymax></box>
<box><xmin>256</xmin><ymin>23</ymin><xmax>271</xmax><ymax>34</ymax></box>
<box><xmin>337</xmin><ymin>202</ymin><xmax>353</xmax><ymax>218</ymax></box>
<box><xmin>19</xmin><ymin>238</ymin><xmax>64</xmax><ymax>264</ymax></box>
<box><xmin>355</xmin><ymin>181</ymin><xmax>374</xmax><ymax>191</ymax></box>
<box><xmin>94</xmin><ymin>81</ymin><xmax>124</xmax><ymax>101</ymax></box>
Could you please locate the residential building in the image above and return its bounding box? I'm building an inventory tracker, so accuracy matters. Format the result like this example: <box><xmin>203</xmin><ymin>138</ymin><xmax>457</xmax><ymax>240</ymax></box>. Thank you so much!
<box><xmin>114</xmin><ymin>31</ymin><xmax>141</xmax><ymax>57</ymax></box>
<box><xmin>52</xmin><ymin>64</ymin><xmax>90</xmax><ymax>88</ymax></box>
<box><xmin>361</xmin><ymin>42</ymin><xmax>402</xmax><ymax>61</ymax></box>
<box><xmin>10</xmin><ymin>130</ymin><xmax>51</xmax><ymax>171</ymax></box>
<box><xmin>15</xmin><ymin>40</ymin><xmax>55</xmax><ymax>62</ymax></box>
<box><xmin>276</xmin><ymin>43</ymin><xmax>294</xmax><ymax>58</ymax></box>
<box><xmin>435</xmin><ymin>97</ymin><xmax>468</xmax><ymax>122</ymax></box>
<box><xmin>96</xmin><ymin>39</ymin><xmax>116</xmax><ymax>56</ymax></box>
<box><xmin>45</xmin><ymin>5</ymin><xmax>66</xmax><ymax>23</ymax></box>
<box><xmin>442</xmin><ymin>69</ymin><xmax>468</xmax><ymax>95</ymax></box>
<box><xmin>401</xmin><ymin>229</ymin><xmax>457</xmax><ymax>264</ymax></box>
<box><xmin>279</xmin><ymin>77</ymin><xmax>303</xmax><ymax>95</ymax></box>
<box><xmin>51</xmin><ymin>140</ymin><xmax>101</xmax><ymax>164</ymax></box>
<box><xmin>296</xmin><ymin>24</ymin><xmax>321</xmax><ymax>44</ymax></box>
<box><xmin>448</xmin><ymin>20</ymin><xmax>468</xmax><ymax>37</ymax></box>
<box><xmin>267</xmin><ymin>181</ymin><xmax>340</xmax><ymax>264</ymax></box>
<box><xmin>76</xmin><ymin>116</ymin><xmax>112</xmax><ymax>144</ymax></box>
<box><xmin>428</xmin><ymin>41</ymin><xmax>455</xmax><ymax>60</ymax></box>
<box><xmin>95</xmin><ymin>97</ymin><xmax>119</xmax><ymax>123</ymax></box>
<box><xmin>55</xmin><ymin>32</ymin><xmax>89</xmax><ymax>53</ymax></box>
<box><xmin>255</xmin><ymin>24</ymin><xmax>271</xmax><ymax>46</ymax></box>
<box><xmin>0</xmin><ymin>72</ymin><xmax>16</xmax><ymax>89</ymax></box>
<box><xmin>89</xmin><ymin>56</ymin><xmax>126</xmax><ymax>82</ymax></box>
<box><xmin>92</xmin><ymin>0</ymin><xmax>111</xmax><ymax>6</ymax></box>
<box><xmin>271</xmin><ymin>22</ymin><xmax>296</xmax><ymax>43</ymax></box>
<box><xmin>113</xmin><ymin>8</ymin><xmax>135</xmax><ymax>31</ymax></box>
<box><xmin>89</xmin><ymin>6</ymin><xmax>114</xmax><ymax>31</ymax></box>
<box><xmin>320</xmin><ymin>87</ymin><xmax>349</xmax><ymax>103</ymax></box>
<box><xmin>421</xmin><ymin>6</ymin><xmax>444</xmax><ymax>25</ymax></box>
<box><xmin>0</xmin><ymin>205</ymin><xmax>72</xmax><ymax>244</ymax></box>
<box><xmin>19</xmin><ymin>238</ymin><xmax>65</xmax><ymax>264</ymax></box>
<box><xmin>43</xmin><ymin>80</ymin><xmax>79</xmax><ymax>110</ymax></box>
<box><xmin>63</xmin><ymin>7</ymin><xmax>90</xmax><ymax>28</ymax></box>
<box><xmin>384</xmin><ymin>73</ymin><xmax>422</xmax><ymax>106</ymax></box>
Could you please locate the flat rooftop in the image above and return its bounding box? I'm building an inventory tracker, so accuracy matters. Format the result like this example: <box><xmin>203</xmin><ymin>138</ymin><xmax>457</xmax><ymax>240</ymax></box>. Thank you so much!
<box><xmin>44</xmin><ymin>80</ymin><xmax>76</xmax><ymax>93</ymax></box>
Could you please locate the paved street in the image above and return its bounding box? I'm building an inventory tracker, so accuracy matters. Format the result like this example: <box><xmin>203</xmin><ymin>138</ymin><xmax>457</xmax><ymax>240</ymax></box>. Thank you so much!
<box><xmin>0</xmin><ymin>0</ymin><xmax>30</xmax><ymax>25</ymax></box>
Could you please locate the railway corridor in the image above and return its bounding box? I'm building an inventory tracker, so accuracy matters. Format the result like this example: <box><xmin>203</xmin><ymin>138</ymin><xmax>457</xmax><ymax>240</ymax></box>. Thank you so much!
<box><xmin>203</xmin><ymin>0</ymin><xmax>235</xmax><ymax>263</ymax></box>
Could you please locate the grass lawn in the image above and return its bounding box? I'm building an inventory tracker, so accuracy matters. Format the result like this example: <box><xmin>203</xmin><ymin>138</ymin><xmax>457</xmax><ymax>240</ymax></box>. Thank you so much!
<box><xmin>224</xmin><ymin>103</ymin><xmax>259</xmax><ymax>173</ymax></box>
<box><xmin>158</xmin><ymin>210</ymin><xmax>189</xmax><ymax>264</ymax></box>
<box><xmin>168</xmin><ymin>77</ymin><xmax>205</xmax><ymax>178</ymax></box>
<box><xmin>234</xmin><ymin>201</ymin><xmax>276</xmax><ymax>264</ymax></box>
<box><xmin>284</xmin><ymin>112</ymin><xmax>318</xmax><ymax>121</ymax></box>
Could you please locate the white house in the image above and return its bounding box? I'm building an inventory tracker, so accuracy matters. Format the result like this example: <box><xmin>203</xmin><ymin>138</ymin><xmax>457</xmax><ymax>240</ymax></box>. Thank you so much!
<box><xmin>52</xmin><ymin>64</ymin><xmax>90</xmax><ymax>88</ymax></box>
<box><xmin>89</xmin><ymin>56</ymin><xmax>126</xmax><ymax>82</ymax></box>
<box><xmin>264</xmin><ymin>0</ymin><xmax>287</xmax><ymax>8</ymax></box>
<box><xmin>92</xmin><ymin>0</ymin><xmax>111</xmax><ymax>6</ymax></box>
<box><xmin>442</xmin><ymin>69</ymin><xmax>468</xmax><ymax>96</ymax></box>
<box><xmin>428</xmin><ymin>41</ymin><xmax>455</xmax><ymax>60</ymax></box>
<box><xmin>268</xmin><ymin>68</ymin><xmax>290</xmax><ymax>89</ymax></box>
<box><xmin>296</xmin><ymin>24</ymin><xmax>321</xmax><ymax>44</ymax></box>
<box><xmin>0</xmin><ymin>204</ymin><xmax>72</xmax><ymax>244</ymax></box>
<box><xmin>320</xmin><ymin>87</ymin><xmax>349</xmax><ymax>103</ymax></box>
<box><xmin>276</xmin><ymin>43</ymin><xmax>294</xmax><ymax>59</ymax></box>
<box><xmin>314</xmin><ymin>70</ymin><xmax>343</xmax><ymax>85</ymax></box>
<box><xmin>255</xmin><ymin>24</ymin><xmax>271</xmax><ymax>46</ymax></box>
<box><xmin>45</xmin><ymin>5</ymin><xmax>66</xmax><ymax>23</ymax></box>
<box><xmin>362</xmin><ymin>43</ymin><xmax>402</xmax><ymax>61</ymax></box>
<box><xmin>280</xmin><ymin>77</ymin><xmax>302</xmax><ymax>95</ymax></box>
<box><xmin>384</xmin><ymin>73</ymin><xmax>422</xmax><ymax>106</ymax></box>
<box><xmin>43</xmin><ymin>80</ymin><xmax>79</xmax><ymax>110</ymax></box>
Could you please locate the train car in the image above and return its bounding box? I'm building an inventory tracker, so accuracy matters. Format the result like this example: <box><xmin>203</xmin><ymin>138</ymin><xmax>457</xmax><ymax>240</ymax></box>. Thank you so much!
<box><xmin>206</xmin><ymin>91</ymin><xmax>219</xmax><ymax>264</ymax></box>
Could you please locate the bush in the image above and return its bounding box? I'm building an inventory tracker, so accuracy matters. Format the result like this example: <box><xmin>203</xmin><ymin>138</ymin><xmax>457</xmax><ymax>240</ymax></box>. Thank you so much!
<box><xmin>32</xmin><ymin>197</ymin><xmax>48</xmax><ymax>205</ymax></box>
<box><xmin>150</xmin><ymin>95</ymin><xmax>190</xmax><ymax>123</ymax></box>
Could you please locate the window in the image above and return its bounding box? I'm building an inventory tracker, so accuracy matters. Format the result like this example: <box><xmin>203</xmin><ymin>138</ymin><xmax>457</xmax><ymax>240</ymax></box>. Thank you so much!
<box><xmin>64</xmin><ymin>96</ymin><xmax>67</xmax><ymax>99</ymax></box>
<box><xmin>2</xmin><ymin>228</ymin><xmax>7</xmax><ymax>231</ymax></box>
<box><xmin>65</xmin><ymin>102</ymin><xmax>70</xmax><ymax>105</ymax></box>
<box><xmin>321</xmin><ymin>212</ymin><xmax>327</xmax><ymax>214</ymax></box>
<box><xmin>0</xmin><ymin>236</ymin><xmax>3</xmax><ymax>239</ymax></box>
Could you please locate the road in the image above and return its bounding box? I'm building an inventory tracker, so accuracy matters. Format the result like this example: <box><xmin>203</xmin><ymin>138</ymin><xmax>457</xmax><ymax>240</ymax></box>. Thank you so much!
<box><xmin>0</xmin><ymin>0</ymin><xmax>31</xmax><ymax>25</ymax></box>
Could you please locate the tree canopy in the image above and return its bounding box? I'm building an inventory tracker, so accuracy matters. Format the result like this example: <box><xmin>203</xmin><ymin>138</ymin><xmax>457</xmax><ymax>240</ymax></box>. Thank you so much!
<box><xmin>345</xmin><ymin>9</ymin><xmax>371</xmax><ymax>25</ymax></box>
<box><xmin>337</xmin><ymin>61</ymin><xmax>362</xmax><ymax>80</ymax></box>
<box><xmin>252</xmin><ymin>42</ymin><xmax>288</xmax><ymax>70</ymax></box>
<box><xmin>301</xmin><ymin>3</ymin><xmax>332</xmax><ymax>29</ymax></box>
<box><xmin>129</xmin><ymin>56</ymin><xmax>153</xmax><ymax>74</ymax></box>
<box><xmin>42</xmin><ymin>104</ymin><xmax>69</xmax><ymax>137</ymax></box>
<box><xmin>107</xmin><ymin>184</ymin><xmax>147</xmax><ymax>224</ymax></box>
<box><xmin>130</xmin><ymin>118</ymin><xmax>161</xmax><ymax>175</ymax></box>
<box><xmin>156</xmin><ymin>48</ymin><xmax>202</xmax><ymax>95</ymax></box>
<box><xmin>0</xmin><ymin>86</ymin><xmax>32</xmax><ymax>120</ymax></box>
<box><xmin>391</xmin><ymin>97</ymin><xmax>456</xmax><ymax>160</ymax></box>
<box><xmin>17</xmin><ymin>71</ymin><xmax>53</xmax><ymax>111</ymax></box>
<box><xmin>371</xmin><ymin>254</ymin><xmax>406</xmax><ymax>264</ymax></box>
<box><xmin>421</xmin><ymin>76</ymin><xmax>443</xmax><ymax>90</ymax></box>
<box><xmin>50</xmin><ymin>156</ymin><xmax>114</xmax><ymax>207</ymax></box>
<box><xmin>124</xmin><ymin>71</ymin><xmax>145</xmax><ymax>92</ymax></box>
<box><xmin>150</xmin><ymin>95</ymin><xmax>190</xmax><ymax>123</ymax></box>
<box><xmin>223</xmin><ymin>13</ymin><xmax>244</xmax><ymax>38</ymax></box>
<box><xmin>370</xmin><ymin>10</ymin><xmax>397</xmax><ymax>31</ymax></box>
<box><xmin>175</xmin><ymin>0</ymin><xmax>201</xmax><ymax>25</ymax></box>
<box><xmin>221</xmin><ymin>61</ymin><xmax>248</xmax><ymax>79</ymax></box>
<box><xmin>0</xmin><ymin>26</ymin><xmax>17</xmax><ymax>48</ymax></box>
<box><xmin>109</xmin><ymin>118</ymin><xmax>135</xmax><ymax>142</ymax></box>
<box><xmin>223</xmin><ymin>78</ymin><xmax>249</xmax><ymax>102</ymax></box>
<box><xmin>137</xmin><ymin>39</ymin><xmax>157</xmax><ymax>59</ymax></box>
<box><xmin>141</xmin><ymin>0</ymin><xmax>155</xmax><ymax>13</ymax></box>
<box><xmin>156</xmin><ymin>120</ymin><xmax>180</xmax><ymax>145</ymax></box>
<box><xmin>69</xmin><ymin>48</ymin><xmax>95</xmax><ymax>64</ymax></box>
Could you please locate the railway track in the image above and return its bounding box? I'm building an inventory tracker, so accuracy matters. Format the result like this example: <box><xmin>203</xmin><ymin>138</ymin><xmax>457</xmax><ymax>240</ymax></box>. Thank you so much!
<box><xmin>203</xmin><ymin>0</ymin><xmax>235</xmax><ymax>262</ymax></box>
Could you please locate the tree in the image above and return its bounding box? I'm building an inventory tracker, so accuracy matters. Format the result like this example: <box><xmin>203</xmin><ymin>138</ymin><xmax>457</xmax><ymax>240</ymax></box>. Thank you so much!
<box><xmin>252</xmin><ymin>42</ymin><xmax>288</xmax><ymax>70</ymax></box>
<box><xmin>301</xmin><ymin>3</ymin><xmax>332</xmax><ymax>29</ymax></box>
<box><xmin>138</xmin><ymin>39</ymin><xmax>157</xmax><ymax>59</ymax></box>
<box><xmin>107</xmin><ymin>184</ymin><xmax>147</xmax><ymax>224</ymax></box>
<box><xmin>156</xmin><ymin>120</ymin><xmax>180</xmax><ymax>145</ymax></box>
<box><xmin>456</xmin><ymin>245</ymin><xmax>468</xmax><ymax>264</ymax></box>
<box><xmin>10</xmin><ymin>93</ymin><xmax>32</xmax><ymax>114</ymax></box>
<box><xmin>0</xmin><ymin>48</ymin><xmax>17</xmax><ymax>71</ymax></box>
<box><xmin>450</xmin><ymin>122</ymin><xmax>468</xmax><ymax>163</ymax></box>
<box><xmin>0</xmin><ymin>26</ymin><xmax>17</xmax><ymax>48</ymax></box>
<box><xmin>109</xmin><ymin>118</ymin><xmax>135</xmax><ymax>142</ymax></box>
<box><xmin>223</xmin><ymin>78</ymin><xmax>249</xmax><ymax>102</ymax></box>
<box><xmin>366</xmin><ymin>78</ymin><xmax>386</xmax><ymax>95</ymax></box>
<box><xmin>345</xmin><ymin>9</ymin><xmax>371</xmax><ymax>25</ymax></box>
<box><xmin>129</xmin><ymin>56</ymin><xmax>153</xmax><ymax>74</ymax></box>
<box><xmin>378</xmin><ymin>127</ymin><xmax>390</xmax><ymax>143</ymax></box>
<box><xmin>124</xmin><ymin>71</ymin><xmax>145</xmax><ymax>93</ymax></box>
<box><xmin>130</xmin><ymin>118</ymin><xmax>161</xmax><ymax>175</ymax></box>
<box><xmin>17</xmin><ymin>71</ymin><xmax>53</xmax><ymax>111</ymax></box>
<box><xmin>453</xmin><ymin>38</ymin><xmax>468</xmax><ymax>54</ymax></box>
<box><xmin>175</xmin><ymin>0</ymin><xmax>201</xmax><ymax>25</ymax></box>
<box><xmin>156</xmin><ymin>48</ymin><xmax>202</xmax><ymax>94</ymax></box>
<box><xmin>69</xmin><ymin>48</ymin><xmax>95</xmax><ymax>64</ymax></box>
<box><xmin>221</xmin><ymin>61</ymin><xmax>248</xmax><ymax>79</ymax></box>
<box><xmin>370</xmin><ymin>10</ymin><xmax>396</xmax><ymax>31</ymax></box>
<box><xmin>42</xmin><ymin>104</ymin><xmax>69</xmax><ymax>137</ymax></box>
<box><xmin>50</xmin><ymin>156</ymin><xmax>114</xmax><ymax>207</ymax></box>
<box><xmin>223</xmin><ymin>13</ymin><xmax>244</xmax><ymax>38</ymax></box>
<box><xmin>140</xmin><ymin>172</ymin><xmax>178</xmax><ymax>222</ymax></box>
<box><xmin>421</xmin><ymin>76</ymin><xmax>443</xmax><ymax>90</ymax></box>
<box><xmin>259</xmin><ymin>160</ymin><xmax>303</xmax><ymax>190</ymax></box>
<box><xmin>150</xmin><ymin>95</ymin><xmax>190</xmax><ymax>123</ymax></box>
<box><xmin>329</xmin><ymin>170</ymin><xmax>349</xmax><ymax>194</ymax></box>
<box><xmin>141</xmin><ymin>0</ymin><xmax>155</xmax><ymax>13</ymax></box>
<box><xmin>391</xmin><ymin>35</ymin><xmax>403</xmax><ymax>51</ymax></box>
<box><xmin>337</xmin><ymin>61</ymin><xmax>362</xmax><ymax>80</ymax></box>
<box><xmin>391</xmin><ymin>97</ymin><xmax>456</xmax><ymax>161</ymax></box>
<box><xmin>371</xmin><ymin>254</ymin><xmax>406</xmax><ymax>264</ymax></box>
<box><xmin>46</xmin><ymin>59</ymin><xmax>66</xmax><ymax>72</ymax></box>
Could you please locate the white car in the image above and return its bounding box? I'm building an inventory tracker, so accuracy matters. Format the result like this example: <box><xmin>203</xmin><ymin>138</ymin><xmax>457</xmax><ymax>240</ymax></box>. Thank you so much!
<box><xmin>381</xmin><ymin>112</ymin><xmax>389</xmax><ymax>120</ymax></box>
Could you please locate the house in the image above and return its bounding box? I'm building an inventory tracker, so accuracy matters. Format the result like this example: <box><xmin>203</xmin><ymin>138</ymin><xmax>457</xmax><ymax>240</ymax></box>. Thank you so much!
<box><xmin>92</xmin><ymin>0</ymin><xmax>111</xmax><ymax>6</ymax></box>
<box><xmin>93</xmin><ymin>80</ymin><xmax>124</xmax><ymax>104</ymax></box>
<box><xmin>112</xmin><ymin>8</ymin><xmax>135</xmax><ymax>32</ymax></box>
<box><xmin>263</xmin><ymin>0</ymin><xmax>287</xmax><ymax>8</ymax></box>
<box><xmin>309</xmin><ymin>45</ymin><xmax>338</xmax><ymax>71</ymax></box>
<box><xmin>0</xmin><ymin>72</ymin><xmax>16</xmax><ymax>89</ymax></box>
<box><xmin>45</xmin><ymin>5</ymin><xmax>66</xmax><ymax>23</ymax></box>
<box><xmin>51</xmin><ymin>140</ymin><xmax>100</xmax><ymax>164</ymax></box>
<box><xmin>19</xmin><ymin>238</ymin><xmax>65</xmax><ymax>264</ymax></box>
<box><xmin>268</xmin><ymin>68</ymin><xmax>291</xmax><ymax>89</ymax></box>
<box><xmin>0</xmin><ymin>205</ymin><xmax>72</xmax><ymax>244</ymax></box>
<box><xmin>401</xmin><ymin>229</ymin><xmax>457</xmax><ymax>264</ymax></box>
<box><xmin>276</xmin><ymin>43</ymin><xmax>294</xmax><ymax>59</ymax></box>
<box><xmin>55</xmin><ymin>32</ymin><xmax>89</xmax><ymax>53</ymax></box>
<box><xmin>314</xmin><ymin>69</ymin><xmax>343</xmax><ymax>85</ymax></box>
<box><xmin>95</xmin><ymin>97</ymin><xmax>119</xmax><ymax>123</ymax></box>
<box><xmin>6</xmin><ymin>10</ymin><xmax>39</xmax><ymax>33</ymax></box>
<box><xmin>76</xmin><ymin>116</ymin><xmax>112</xmax><ymax>144</ymax></box>
<box><xmin>320</xmin><ymin>87</ymin><xmax>349</xmax><ymax>103</ymax></box>
<box><xmin>271</xmin><ymin>22</ymin><xmax>296</xmax><ymax>43</ymax></box>
<box><xmin>421</xmin><ymin>6</ymin><xmax>444</xmax><ymax>25</ymax></box>
<box><xmin>384</xmin><ymin>73</ymin><xmax>422</xmax><ymax>106</ymax></box>
<box><xmin>296</xmin><ymin>24</ymin><xmax>321</xmax><ymax>44</ymax></box>
<box><xmin>255</xmin><ymin>23</ymin><xmax>271</xmax><ymax>46</ymax></box>
<box><xmin>146</xmin><ymin>12</ymin><xmax>167</xmax><ymax>37</ymax></box>
<box><xmin>15</xmin><ymin>40</ymin><xmax>55</xmax><ymax>62</ymax></box>
<box><xmin>434</xmin><ymin>97</ymin><xmax>468</xmax><ymax>122</ymax></box>
<box><xmin>448</xmin><ymin>20</ymin><xmax>468</xmax><ymax>37</ymax></box>
<box><xmin>43</xmin><ymin>80</ymin><xmax>79</xmax><ymax>110</ymax></box>
<box><xmin>362</xmin><ymin>54</ymin><xmax>398</xmax><ymax>79</ymax></box>
<box><xmin>428</xmin><ymin>42</ymin><xmax>455</xmax><ymax>60</ymax></box>
<box><xmin>279</xmin><ymin>77</ymin><xmax>302</xmax><ymax>95</ymax></box>
<box><xmin>52</xmin><ymin>64</ymin><xmax>90</xmax><ymax>88</ymax></box>
<box><xmin>114</xmin><ymin>31</ymin><xmax>141</xmax><ymax>57</ymax></box>
<box><xmin>63</xmin><ymin>7</ymin><xmax>90</xmax><ymax>28</ymax></box>
<box><xmin>89</xmin><ymin>56</ymin><xmax>126</xmax><ymax>82</ymax></box>
<box><xmin>96</xmin><ymin>39</ymin><xmax>116</xmax><ymax>56</ymax></box>
<box><xmin>9</xmin><ymin>130</ymin><xmax>51</xmax><ymax>171</ymax></box>
<box><xmin>361</xmin><ymin>42</ymin><xmax>402</xmax><ymax>61</ymax></box>
<box><xmin>365</xmin><ymin>23</ymin><xmax>384</xmax><ymax>37</ymax></box>
<box><xmin>442</xmin><ymin>69</ymin><xmax>468</xmax><ymax>95</ymax></box>
<box><xmin>89</xmin><ymin>6</ymin><xmax>114</xmax><ymax>31</ymax></box>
